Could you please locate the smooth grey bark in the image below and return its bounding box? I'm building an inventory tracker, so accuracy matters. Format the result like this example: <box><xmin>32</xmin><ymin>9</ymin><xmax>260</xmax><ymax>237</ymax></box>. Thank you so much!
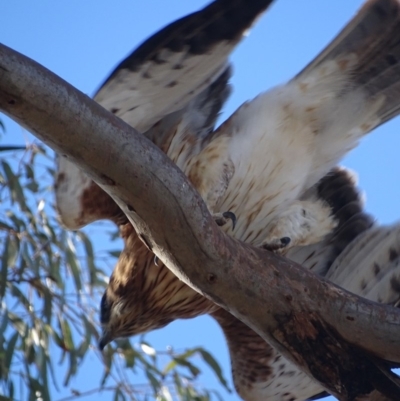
<box><xmin>1</xmin><ymin>43</ymin><xmax>400</xmax><ymax>400</ymax></box>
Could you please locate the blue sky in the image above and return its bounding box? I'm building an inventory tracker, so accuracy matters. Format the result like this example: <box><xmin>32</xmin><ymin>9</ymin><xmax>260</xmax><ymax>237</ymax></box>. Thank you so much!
<box><xmin>2</xmin><ymin>1</ymin><xmax>400</xmax><ymax>401</ymax></box>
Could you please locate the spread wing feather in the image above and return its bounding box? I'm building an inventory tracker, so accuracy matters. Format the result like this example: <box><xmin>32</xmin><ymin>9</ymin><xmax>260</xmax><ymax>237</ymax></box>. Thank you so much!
<box><xmin>327</xmin><ymin>224</ymin><xmax>400</xmax><ymax>303</ymax></box>
<box><xmin>55</xmin><ymin>0</ymin><xmax>274</xmax><ymax>229</ymax></box>
<box><xmin>94</xmin><ymin>0</ymin><xmax>274</xmax><ymax>133</ymax></box>
<box><xmin>295</xmin><ymin>0</ymin><xmax>400</xmax><ymax>189</ymax></box>
<box><xmin>296</xmin><ymin>0</ymin><xmax>400</xmax><ymax>126</ymax></box>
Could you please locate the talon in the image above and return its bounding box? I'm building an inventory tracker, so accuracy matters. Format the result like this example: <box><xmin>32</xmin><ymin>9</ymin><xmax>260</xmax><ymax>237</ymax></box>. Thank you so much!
<box><xmin>222</xmin><ymin>211</ymin><xmax>237</xmax><ymax>230</ymax></box>
<box><xmin>214</xmin><ymin>211</ymin><xmax>237</xmax><ymax>230</ymax></box>
<box><xmin>154</xmin><ymin>255</ymin><xmax>159</xmax><ymax>266</ymax></box>
<box><xmin>280</xmin><ymin>237</ymin><xmax>291</xmax><ymax>246</ymax></box>
<box><xmin>262</xmin><ymin>237</ymin><xmax>291</xmax><ymax>253</ymax></box>
<box><xmin>262</xmin><ymin>242</ymin><xmax>283</xmax><ymax>252</ymax></box>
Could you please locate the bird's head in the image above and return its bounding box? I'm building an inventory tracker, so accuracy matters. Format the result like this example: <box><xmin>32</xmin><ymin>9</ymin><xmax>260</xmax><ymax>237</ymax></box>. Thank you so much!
<box><xmin>98</xmin><ymin>224</ymin><xmax>218</xmax><ymax>349</ymax></box>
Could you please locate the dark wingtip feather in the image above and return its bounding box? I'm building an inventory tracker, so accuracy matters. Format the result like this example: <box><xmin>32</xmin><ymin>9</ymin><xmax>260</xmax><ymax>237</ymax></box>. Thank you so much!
<box><xmin>316</xmin><ymin>167</ymin><xmax>374</xmax><ymax>273</ymax></box>
<box><xmin>96</xmin><ymin>0</ymin><xmax>274</xmax><ymax>91</ymax></box>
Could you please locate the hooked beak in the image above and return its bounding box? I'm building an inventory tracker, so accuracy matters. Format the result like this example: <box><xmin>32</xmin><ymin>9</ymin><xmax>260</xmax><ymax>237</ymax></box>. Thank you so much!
<box><xmin>98</xmin><ymin>330</ymin><xmax>113</xmax><ymax>351</ymax></box>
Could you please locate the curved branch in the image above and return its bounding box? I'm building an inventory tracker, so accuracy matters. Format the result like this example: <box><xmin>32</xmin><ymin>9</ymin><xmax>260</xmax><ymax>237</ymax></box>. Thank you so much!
<box><xmin>1</xmin><ymin>43</ymin><xmax>400</xmax><ymax>400</ymax></box>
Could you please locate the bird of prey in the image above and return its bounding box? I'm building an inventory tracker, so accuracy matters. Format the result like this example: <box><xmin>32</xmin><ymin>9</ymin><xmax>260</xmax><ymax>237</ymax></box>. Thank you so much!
<box><xmin>54</xmin><ymin>0</ymin><xmax>400</xmax><ymax>400</ymax></box>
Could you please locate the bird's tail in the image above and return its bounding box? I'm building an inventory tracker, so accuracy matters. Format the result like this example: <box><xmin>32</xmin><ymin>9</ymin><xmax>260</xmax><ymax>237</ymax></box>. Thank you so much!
<box><xmin>296</xmin><ymin>0</ymin><xmax>400</xmax><ymax>128</ymax></box>
<box><xmin>326</xmin><ymin>223</ymin><xmax>400</xmax><ymax>305</ymax></box>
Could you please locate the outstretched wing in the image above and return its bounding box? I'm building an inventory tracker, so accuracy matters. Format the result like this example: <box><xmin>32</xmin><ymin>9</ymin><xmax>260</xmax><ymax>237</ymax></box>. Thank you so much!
<box><xmin>296</xmin><ymin>0</ymin><xmax>400</xmax><ymax>190</ymax></box>
<box><xmin>94</xmin><ymin>0</ymin><xmax>275</xmax><ymax>134</ymax></box>
<box><xmin>55</xmin><ymin>0</ymin><xmax>275</xmax><ymax>229</ymax></box>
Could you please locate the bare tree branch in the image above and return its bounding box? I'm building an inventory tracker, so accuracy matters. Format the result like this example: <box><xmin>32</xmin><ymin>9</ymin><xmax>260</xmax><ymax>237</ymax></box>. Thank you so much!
<box><xmin>1</xmin><ymin>43</ymin><xmax>400</xmax><ymax>400</ymax></box>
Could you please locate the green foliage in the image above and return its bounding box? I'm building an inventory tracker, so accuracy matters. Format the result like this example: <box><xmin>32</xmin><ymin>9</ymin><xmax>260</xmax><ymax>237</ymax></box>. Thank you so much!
<box><xmin>0</xmin><ymin>133</ymin><xmax>228</xmax><ymax>400</ymax></box>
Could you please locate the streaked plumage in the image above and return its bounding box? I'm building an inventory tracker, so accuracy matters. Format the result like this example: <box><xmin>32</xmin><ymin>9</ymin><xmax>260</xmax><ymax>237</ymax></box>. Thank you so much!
<box><xmin>99</xmin><ymin>167</ymin><xmax>400</xmax><ymax>401</ymax></box>
<box><xmin>53</xmin><ymin>0</ymin><xmax>400</xmax><ymax>400</ymax></box>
